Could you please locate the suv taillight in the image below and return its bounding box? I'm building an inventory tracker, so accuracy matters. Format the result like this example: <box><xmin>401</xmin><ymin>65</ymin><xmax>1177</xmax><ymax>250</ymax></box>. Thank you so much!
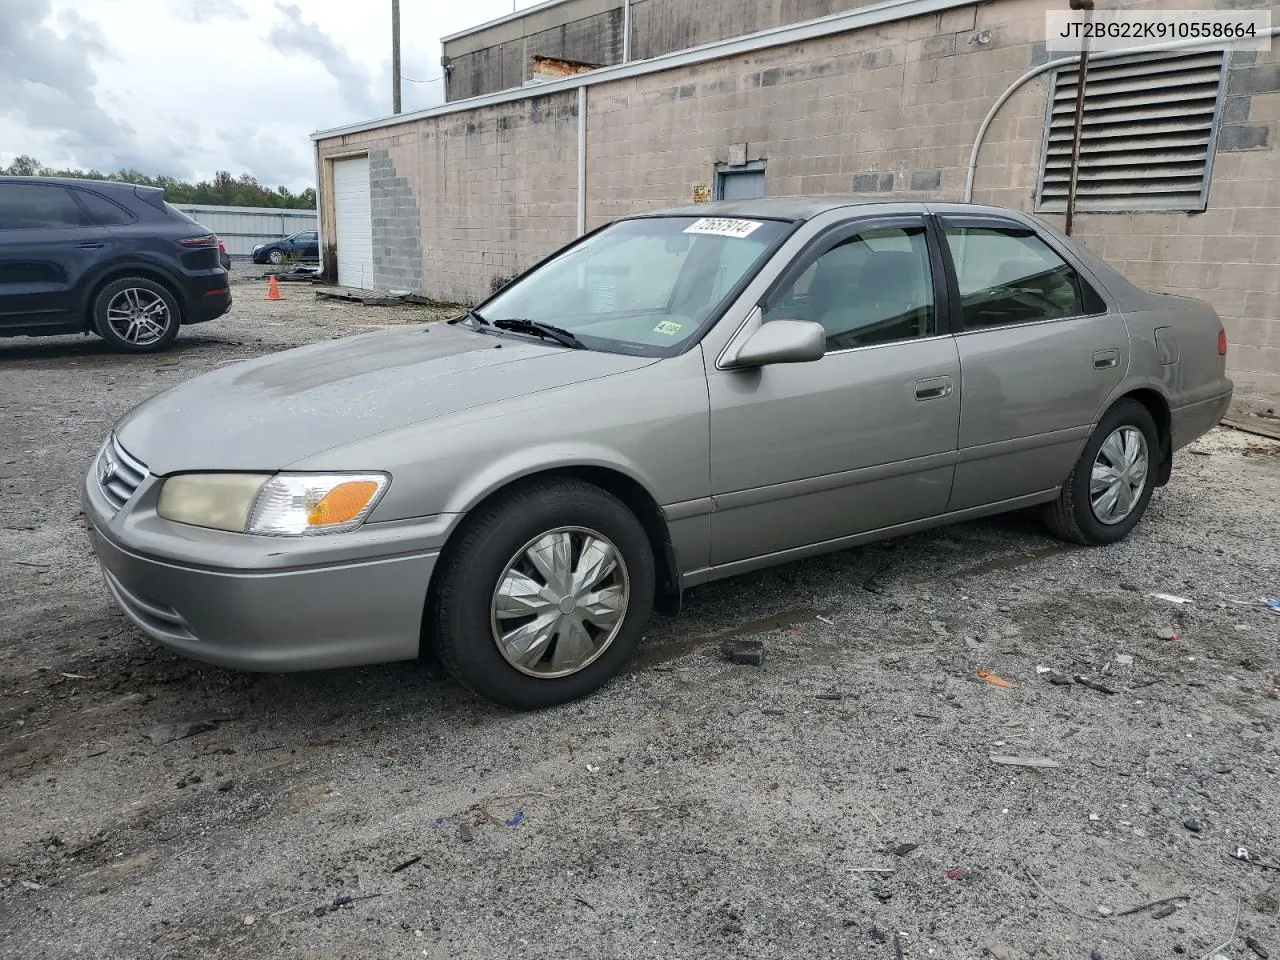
<box><xmin>177</xmin><ymin>234</ymin><xmax>218</xmax><ymax>248</ymax></box>
<box><xmin>1218</xmin><ymin>329</ymin><xmax>1227</xmax><ymax>356</ymax></box>
<box><xmin>218</xmin><ymin>240</ymin><xmax>227</xmax><ymax>254</ymax></box>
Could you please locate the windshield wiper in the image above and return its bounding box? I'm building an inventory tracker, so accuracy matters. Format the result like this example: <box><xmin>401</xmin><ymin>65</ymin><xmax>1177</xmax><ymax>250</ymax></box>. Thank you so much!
<box><xmin>491</xmin><ymin>318</ymin><xmax>586</xmax><ymax>349</ymax></box>
<box><xmin>448</xmin><ymin>307</ymin><xmax>489</xmax><ymax>328</ymax></box>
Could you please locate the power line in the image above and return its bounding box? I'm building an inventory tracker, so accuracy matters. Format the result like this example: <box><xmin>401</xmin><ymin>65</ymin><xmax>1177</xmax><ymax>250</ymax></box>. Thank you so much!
<box><xmin>403</xmin><ymin>74</ymin><xmax>444</xmax><ymax>84</ymax></box>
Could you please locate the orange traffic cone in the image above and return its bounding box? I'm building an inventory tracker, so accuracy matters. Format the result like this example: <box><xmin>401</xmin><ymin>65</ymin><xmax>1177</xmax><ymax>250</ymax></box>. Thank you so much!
<box><xmin>266</xmin><ymin>274</ymin><xmax>282</xmax><ymax>300</ymax></box>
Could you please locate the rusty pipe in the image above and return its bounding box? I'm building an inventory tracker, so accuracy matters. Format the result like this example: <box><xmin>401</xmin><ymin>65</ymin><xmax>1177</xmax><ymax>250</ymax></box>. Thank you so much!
<box><xmin>1063</xmin><ymin>0</ymin><xmax>1094</xmax><ymax>235</ymax></box>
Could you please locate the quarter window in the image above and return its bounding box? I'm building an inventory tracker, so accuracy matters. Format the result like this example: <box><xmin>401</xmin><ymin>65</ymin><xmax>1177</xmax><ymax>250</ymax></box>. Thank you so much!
<box><xmin>75</xmin><ymin>190</ymin><xmax>134</xmax><ymax>226</ymax></box>
<box><xmin>763</xmin><ymin>226</ymin><xmax>936</xmax><ymax>350</ymax></box>
<box><xmin>943</xmin><ymin>227</ymin><xmax>1098</xmax><ymax>329</ymax></box>
<box><xmin>0</xmin><ymin>183</ymin><xmax>85</xmax><ymax>230</ymax></box>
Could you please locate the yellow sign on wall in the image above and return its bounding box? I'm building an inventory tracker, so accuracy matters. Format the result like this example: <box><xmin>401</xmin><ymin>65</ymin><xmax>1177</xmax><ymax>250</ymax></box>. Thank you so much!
<box><xmin>692</xmin><ymin>185</ymin><xmax>712</xmax><ymax>204</ymax></box>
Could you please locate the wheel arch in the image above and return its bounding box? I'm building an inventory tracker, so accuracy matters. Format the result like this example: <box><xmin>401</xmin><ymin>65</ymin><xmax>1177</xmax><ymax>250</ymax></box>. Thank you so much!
<box><xmin>84</xmin><ymin>266</ymin><xmax>188</xmax><ymax>328</ymax></box>
<box><xmin>1117</xmin><ymin>387</ymin><xmax>1172</xmax><ymax>486</ymax></box>
<box><xmin>423</xmin><ymin>464</ymin><xmax>683</xmax><ymax>655</ymax></box>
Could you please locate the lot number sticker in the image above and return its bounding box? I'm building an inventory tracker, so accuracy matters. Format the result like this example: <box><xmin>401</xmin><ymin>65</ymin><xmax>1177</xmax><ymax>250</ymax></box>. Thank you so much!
<box><xmin>683</xmin><ymin>217</ymin><xmax>763</xmax><ymax>239</ymax></box>
<box><xmin>653</xmin><ymin>320</ymin><xmax>683</xmax><ymax>336</ymax></box>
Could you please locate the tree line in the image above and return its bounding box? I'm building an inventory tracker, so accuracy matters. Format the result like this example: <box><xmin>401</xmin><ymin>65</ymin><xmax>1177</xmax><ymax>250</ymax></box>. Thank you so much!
<box><xmin>1</xmin><ymin>155</ymin><xmax>316</xmax><ymax>210</ymax></box>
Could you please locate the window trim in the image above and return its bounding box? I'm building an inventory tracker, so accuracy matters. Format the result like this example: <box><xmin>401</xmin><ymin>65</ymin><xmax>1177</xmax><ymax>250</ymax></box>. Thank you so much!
<box><xmin>1032</xmin><ymin>50</ymin><xmax>1230</xmax><ymax>215</ymax></box>
<box><xmin>757</xmin><ymin>214</ymin><xmax>954</xmax><ymax>347</ymax></box>
<box><xmin>933</xmin><ymin>215</ymin><xmax>1110</xmax><ymax>335</ymax></box>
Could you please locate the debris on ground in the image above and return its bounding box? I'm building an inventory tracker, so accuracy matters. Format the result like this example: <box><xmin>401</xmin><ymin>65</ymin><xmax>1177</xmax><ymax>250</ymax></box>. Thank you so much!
<box><xmin>989</xmin><ymin>755</ymin><xmax>1060</xmax><ymax>769</ymax></box>
<box><xmin>1149</xmin><ymin>592</ymin><xmax>1194</xmax><ymax>605</ymax></box>
<box><xmin>1114</xmin><ymin>654</ymin><xmax>1133</xmax><ymax>666</ymax></box>
<box><xmin>977</xmin><ymin>667</ymin><xmax>1015</xmax><ymax>688</ymax></box>
<box><xmin>1152</xmin><ymin>903</ymin><xmax>1178</xmax><ymax>919</ymax></box>
<box><xmin>1157</xmin><ymin>627</ymin><xmax>1179</xmax><ymax>640</ymax></box>
<box><xmin>720</xmin><ymin>639</ymin><xmax>764</xmax><ymax>665</ymax></box>
<box><xmin>1264</xmin><ymin>597</ymin><xmax>1280</xmax><ymax>613</ymax></box>
<box><xmin>390</xmin><ymin>856</ymin><xmax>421</xmax><ymax>873</ymax></box>
<box><xmin>1245</xmin><ymin>935</ymin><xmax>1270</xmax><ymax>959</ymax></box>
<box><xmin>144</xmin><ymin>715</ymin><xmax>229</xmax><ymax>745</ymax></box>
<box><xmin>1074</xmin><ymin>675</ymin><xmax>1117</xmax><ymax>696</ymax></box>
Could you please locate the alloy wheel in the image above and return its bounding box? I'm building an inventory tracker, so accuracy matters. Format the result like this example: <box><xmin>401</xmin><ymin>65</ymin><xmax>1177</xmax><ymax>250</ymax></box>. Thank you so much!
<box><xmin>105</xmin><ymin>288</ymin><xmax>171</xmax><ymax>347</ymax></box>
<box><xmin>490</xmin><ymin>526</ymin><xmax>630</xmax><ymax>678</ymax></box>
<box><xmin>1090</xmin><ymin>426</ymin><xmax>1149</xmax><ymax>525</ymax></box>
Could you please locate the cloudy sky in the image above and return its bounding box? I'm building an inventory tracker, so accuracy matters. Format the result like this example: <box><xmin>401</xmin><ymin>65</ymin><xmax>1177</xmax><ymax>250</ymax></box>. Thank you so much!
<box><xmin>0</xmin><ymin>0</ymin><xmax>536</xmax><ymax>190</ymax></box>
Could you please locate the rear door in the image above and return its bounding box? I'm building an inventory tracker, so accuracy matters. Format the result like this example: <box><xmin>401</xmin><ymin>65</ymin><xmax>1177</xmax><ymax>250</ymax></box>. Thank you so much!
<box><xmin>0</xmin><ymin>182</ymin><xmax>108</xmax><ymax>330</ymax></box>
<box><xmin>706</xmin><ymin>215</ymin><xmax>961</xmax><ymax>565</ymax></box>
<box><xmin>936</xmin><ymin>214</ymin><xmax>1127</xmax><ymax>510</ymax></box>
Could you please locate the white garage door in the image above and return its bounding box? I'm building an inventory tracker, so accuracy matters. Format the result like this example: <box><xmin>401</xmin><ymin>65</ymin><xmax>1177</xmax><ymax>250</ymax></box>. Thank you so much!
<box><xmin>333</xmin><ymin>156</ymin><xmax>374</xmax><ymax>289</ymax></box>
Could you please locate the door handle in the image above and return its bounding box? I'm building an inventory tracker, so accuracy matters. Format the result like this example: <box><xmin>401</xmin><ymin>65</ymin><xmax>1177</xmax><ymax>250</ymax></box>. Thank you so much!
<box><xmin>913</xmin><ymin>376</ymin><xmax>953</xmax><ymax>401</ymax></box>
<box><xmin>1093</xmin><ymin>348</ymin><xmax>1120</xmax><ymax>369</ymax></box>
<box><xmin>75</xmin><ymin>241</ymin><xmax>105</xmax><ymax>249</ymax></box>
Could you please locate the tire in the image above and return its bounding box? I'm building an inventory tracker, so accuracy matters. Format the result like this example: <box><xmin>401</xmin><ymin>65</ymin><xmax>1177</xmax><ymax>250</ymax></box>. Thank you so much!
<box><xmin>431</xmin><ymin>478</ymin><xmax>656</xmax><ymax>709</ymax></box>
<box><xmin>1044</xmin><ymin>398</ymin><xmax>1160</xmax><ymax>546</ymax></box>
<box><xmin>92</xmin><ymin>278</ymin><xmax>181</xmax><ymax>353</ymax></box>
<box><xmin>267</xmin><ymin>249</ymin><xmax>284</xmax><ymax>264</ymax></box>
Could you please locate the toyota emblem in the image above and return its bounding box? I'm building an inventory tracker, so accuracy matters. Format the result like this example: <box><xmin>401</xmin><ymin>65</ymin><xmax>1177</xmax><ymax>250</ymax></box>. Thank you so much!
<box><xmin>99</xmin><ymin>452</ymin><xmax>116</xmax><ymax>487</ymax></box>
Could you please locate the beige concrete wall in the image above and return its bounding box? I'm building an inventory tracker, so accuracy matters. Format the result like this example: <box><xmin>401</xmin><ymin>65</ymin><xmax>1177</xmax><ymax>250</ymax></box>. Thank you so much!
<box><xmin>317</xmin><ymin>0</ymin><xmax>1280</xmax><ymax>402</ymax></box>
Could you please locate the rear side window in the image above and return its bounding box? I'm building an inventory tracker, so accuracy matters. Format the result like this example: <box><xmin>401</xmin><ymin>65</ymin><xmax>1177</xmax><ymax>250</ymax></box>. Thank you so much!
<box><xmin>75</xmin><ymin>190</ymin><xmax>134</xmax><ymax>226</ymax></box>
<box><xmin>943</xmin><ymin>226</ymin><xmax>1101</xmax><ymax>329</ymax></box>
<box><xmin>0</xmin><ymin>183</ymin><xmax>85</xmax><ymax>229</ymax></box>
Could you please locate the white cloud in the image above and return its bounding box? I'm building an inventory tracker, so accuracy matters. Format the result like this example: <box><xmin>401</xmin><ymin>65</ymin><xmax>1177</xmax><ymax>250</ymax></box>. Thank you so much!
<box><xmin>0</xmin><ymin>0</ymin><xmax>539</xmax><ymax>189</ymax></box>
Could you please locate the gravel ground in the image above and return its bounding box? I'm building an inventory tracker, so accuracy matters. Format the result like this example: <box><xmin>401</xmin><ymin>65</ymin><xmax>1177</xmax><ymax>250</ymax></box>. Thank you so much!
<box><xmin>1</xmin><ymin>284</ymin><xmax>1278</xmax><ymax>960</ymax></box>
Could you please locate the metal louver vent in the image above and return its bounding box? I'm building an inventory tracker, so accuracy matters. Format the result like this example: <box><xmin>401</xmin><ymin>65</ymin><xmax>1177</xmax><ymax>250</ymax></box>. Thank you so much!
<box><xmin>1036</xmin><ymin>51</ymin><xmax>1227</xmax><ymax>213</ymax></box>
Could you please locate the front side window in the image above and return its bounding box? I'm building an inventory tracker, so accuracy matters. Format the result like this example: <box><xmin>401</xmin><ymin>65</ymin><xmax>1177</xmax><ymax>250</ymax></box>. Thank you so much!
<box><xmin>763</xmin><ymin>225</ymin><xmax>936</xmax><ymax>350</ymax></box>
<box><xmin>293</xmin><ymin>232</ymin><xmax>317</xmax><ymax>243</ymax></box>
<box><xmin>0</xmin><ymin>183</ymin><xmax>85</xmax><ymax>230</ymax></box>
<box><xmin>479</xmin><ymin>216</ymin><xmax>791</xmax><ymax>355</ymax></box>
<box><xmin>944</xmin><ymin>226</ymin><xmax>1097</xmax><ymax>329</ymax></box>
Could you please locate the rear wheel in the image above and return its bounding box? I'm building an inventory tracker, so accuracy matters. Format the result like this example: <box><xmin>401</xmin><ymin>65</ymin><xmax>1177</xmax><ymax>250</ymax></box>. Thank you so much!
<box><xmin>431</xmin><ymin>478</ymin><xmax>655</xmax><ymax>709</ymax></box>
<box><xmin>92</xmin><ymin>278</ymin><xmax>181</xmax><ymax>353</ymax></box>
<box><xmin>1044</xmin><ymin>398</ymin><xmax>1159</xmax><ymax>545</ymax></box>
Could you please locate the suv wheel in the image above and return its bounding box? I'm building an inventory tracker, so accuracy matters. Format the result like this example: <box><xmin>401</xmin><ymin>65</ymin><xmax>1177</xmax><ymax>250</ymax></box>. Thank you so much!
<box><xmin>431</xmin><ymin>478</ymin><xmax>655</xmax><ymax>709</ymax></box>
<box><xmin>93</xmin><ymin>278</ymin><xmax>181</xmax><ymax>353</ymax></box>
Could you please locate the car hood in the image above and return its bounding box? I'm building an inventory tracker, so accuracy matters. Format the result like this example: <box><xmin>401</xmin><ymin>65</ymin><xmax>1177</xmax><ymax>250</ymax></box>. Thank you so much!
<box><xmin>114</xmin><ymin>324</ymin><xmax>655</xmax><ymax>475</ymax></box>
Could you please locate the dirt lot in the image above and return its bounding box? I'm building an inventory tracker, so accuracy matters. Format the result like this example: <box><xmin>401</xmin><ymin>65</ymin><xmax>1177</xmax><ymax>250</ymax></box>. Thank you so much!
<box><xmin>1</xmin><ymin>280</ymin><xmax>1278</xmax><ymax>960</ymax></box>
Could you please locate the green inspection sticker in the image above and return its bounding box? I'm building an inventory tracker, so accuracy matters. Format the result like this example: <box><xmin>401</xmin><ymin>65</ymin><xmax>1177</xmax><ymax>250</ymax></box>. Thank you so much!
<box><xmin>653</xmin><ymin>320</ymin><xmax>683</xmax><ymax>336</ymax></box>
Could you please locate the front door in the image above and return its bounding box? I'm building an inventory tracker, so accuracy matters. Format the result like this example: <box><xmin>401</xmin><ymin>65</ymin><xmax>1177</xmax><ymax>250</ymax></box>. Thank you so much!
<box><xmin>706</xmin><ymin>216</ymin><xmax>960</xmax><ymax>566</ymax></box>
<box><xmin>936</xmin><ymin>215</ymin><xmax>1129</xmax><ymax>510</ymax></box>
<box><xmin>0</xmin><ymin>182</ymin><xmax>106</xmax><ymax>330</ymax></box>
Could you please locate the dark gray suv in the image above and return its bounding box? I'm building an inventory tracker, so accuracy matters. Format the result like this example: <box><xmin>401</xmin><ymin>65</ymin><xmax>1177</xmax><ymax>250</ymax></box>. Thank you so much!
<box><xmin>0</xmin><ymin>177</ymin><xmax>232</xmax><ymax>352</ymax></box>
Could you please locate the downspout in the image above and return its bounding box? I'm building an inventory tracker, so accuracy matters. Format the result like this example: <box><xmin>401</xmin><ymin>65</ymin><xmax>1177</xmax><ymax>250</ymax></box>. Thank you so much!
<box><xmin>622</xmin><ymin>0</ymin><xmax>631</xmax><ymax>63</ymax></box>
<box><xmin>964</xmin><ymin>28</ymin><xmax>1280</xmax><ymax>204</ymax></box>
<box><xmin>1062</xmin><ymin>0</ymin><xmax>1094</xmax><ymax>236</ymax></box>
<box><xmin>577</xmin><ymin>85</ymin><xmax>588</xmax><ymax>235</ymax></box>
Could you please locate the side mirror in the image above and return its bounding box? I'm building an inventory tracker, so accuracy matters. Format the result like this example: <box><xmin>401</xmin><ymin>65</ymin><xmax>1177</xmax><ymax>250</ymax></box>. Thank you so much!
<box><xmin>731</xmin><ymin>319</ymin><xmax>826</xmax><ymax>367</ymax></box>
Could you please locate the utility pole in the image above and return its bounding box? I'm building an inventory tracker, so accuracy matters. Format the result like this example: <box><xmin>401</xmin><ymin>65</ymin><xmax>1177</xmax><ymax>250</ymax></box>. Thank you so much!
<box><xmin>392</xmin><ymin>0</ymin><xmax>402</xmax><ymax>114</ymax></box>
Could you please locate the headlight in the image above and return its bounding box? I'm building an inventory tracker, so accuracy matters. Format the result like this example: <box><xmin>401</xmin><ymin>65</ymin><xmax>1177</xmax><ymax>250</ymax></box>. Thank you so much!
<box><xmin>156</xmin><ymin>472</ymin><xmax>389</xmax><ymax>535</ymax></box>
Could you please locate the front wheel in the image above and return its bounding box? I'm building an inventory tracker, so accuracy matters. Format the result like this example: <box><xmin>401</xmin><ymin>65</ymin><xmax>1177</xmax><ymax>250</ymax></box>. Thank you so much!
<box><xmin>267</xmin><ymin>249</ymin><xmax>284</xmax><ymax>265</ymax></box>
<box><xmin>92</xmin><ymin>278</ymin><xmax>181</xmax><ymax>353</ymax></box>
<box><xmin>1044</xmin><ymin>398</ymin><xmax>1159</xmax><ymax>545</ymax></box>
<box><xmin>431</xmin><ymin>478</ymin><xmax>655</xmax><ymax>709</ymax></box>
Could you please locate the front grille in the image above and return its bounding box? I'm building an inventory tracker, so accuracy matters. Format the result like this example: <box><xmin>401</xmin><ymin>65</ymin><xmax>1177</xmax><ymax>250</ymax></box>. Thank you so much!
<box><xmin>97</xmin><ymin>435</ymin><xmax>148</xmax><ymax>513</ymax></box>
<box><xmin>101</xmin><ymin>568</ymin><xmax>197</xmax><ymax>643</ymax></box>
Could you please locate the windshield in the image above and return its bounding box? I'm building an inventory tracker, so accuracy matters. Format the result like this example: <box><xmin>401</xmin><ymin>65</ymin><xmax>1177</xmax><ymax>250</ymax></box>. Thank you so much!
<box><xmin>478</xmin><ymin>215</ymin><xmax>791</xmax><ymax>355</ymax></box>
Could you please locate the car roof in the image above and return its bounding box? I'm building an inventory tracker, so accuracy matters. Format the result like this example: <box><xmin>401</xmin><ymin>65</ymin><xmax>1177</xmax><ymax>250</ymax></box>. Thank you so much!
<box><xmin>0</xmin><ymin>175</ymin><xmax>153</xmax><ymax>197</ymax></box>
<box><xmin>636</xmin><ymin>195</ymin><xmax>1021</xmax><ymax>222</ymax></box>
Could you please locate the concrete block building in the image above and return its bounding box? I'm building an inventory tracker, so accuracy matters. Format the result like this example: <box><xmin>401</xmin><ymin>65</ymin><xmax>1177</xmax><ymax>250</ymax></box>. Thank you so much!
<box><xmin>312</xmin><ymin>0</ymin><xmax>1280</xmax><ymax>405</ymax></box>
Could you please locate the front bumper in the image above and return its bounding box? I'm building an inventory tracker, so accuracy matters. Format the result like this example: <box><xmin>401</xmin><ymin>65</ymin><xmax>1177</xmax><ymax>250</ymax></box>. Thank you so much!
<box><xmin>84</xmin><ymin>465</ymin><xmax>447</xmax><ymax>672</ymax></box>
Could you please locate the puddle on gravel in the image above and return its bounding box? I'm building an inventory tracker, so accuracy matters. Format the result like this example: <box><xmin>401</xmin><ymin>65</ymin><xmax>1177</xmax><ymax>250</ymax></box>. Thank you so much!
<box><xmin>950</xmin><ymin>544</ymin><xmax>1080</xmax><ymax>578</ymax></box>
<box><xmin>632</xmin><ymin>606</ymin><xmax>829</xmax><ymax>671</ymax></box>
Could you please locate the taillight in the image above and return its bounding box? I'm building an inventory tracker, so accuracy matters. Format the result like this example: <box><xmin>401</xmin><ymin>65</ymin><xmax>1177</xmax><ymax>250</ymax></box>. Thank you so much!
<box><xmin>177</xmin><ymin>235</ymin><xmax>218</xmax><ymax>248</ymax></box>
<box><xmin>1218</xmin><ymin>329</ymin><xmax>1227</xmax><ymax>356</ymax></box>
<box><xmin>218</xmin><ymin>240</ymin><xmax>227</xmax><ymax>254</ymax></box>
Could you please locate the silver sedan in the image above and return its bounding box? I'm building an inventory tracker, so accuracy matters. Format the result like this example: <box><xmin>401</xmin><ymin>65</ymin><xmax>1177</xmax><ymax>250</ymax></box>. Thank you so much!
<box><xmin>84</xmin><ymin>198</ymin><xmax>1233</xmax><ymax>708</ymax></box>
